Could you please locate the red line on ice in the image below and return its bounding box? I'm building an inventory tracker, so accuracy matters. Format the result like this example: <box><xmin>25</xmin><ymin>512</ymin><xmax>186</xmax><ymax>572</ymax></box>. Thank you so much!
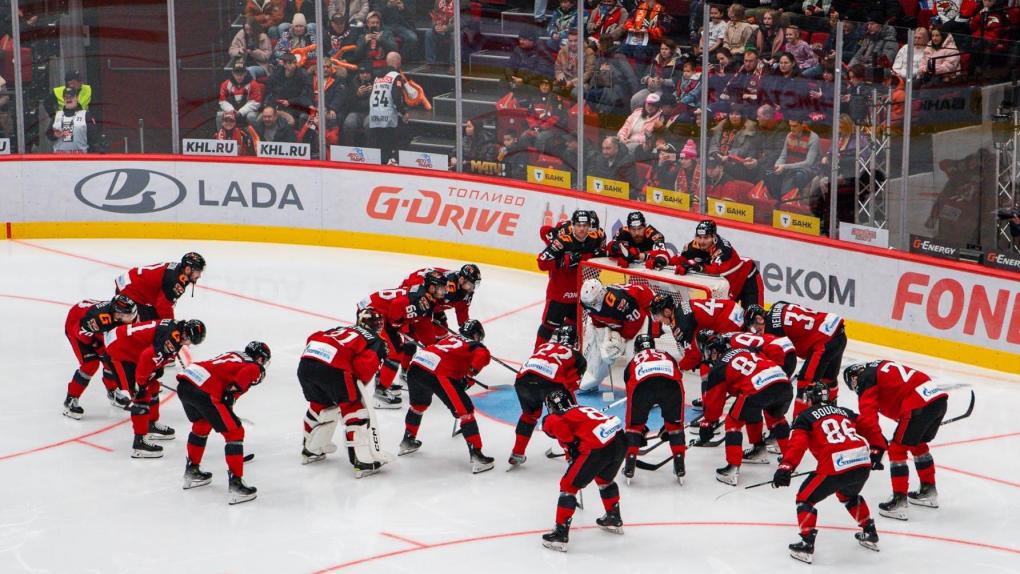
<box><xmin>936</xmin><ymin>464</ymin><xmax>1020</xmax><ymax>488</ymax></box>
<box><xmin>932</xmin><ymin>431</ymin><xmax>1020</xmax><ymax>449</ymax></box>
<box><xmin>479</xmin><ymin>300</ymin><xmax>544</xmax><ymax>324</ymax></box>
<box><xmin>75</xmin><ymin>438</ymin><xmax>115</xmax><ymax>452</ymax></box>
<box><xmin>380</xmin><ymin>532</ymin><xmax>430</xmax><ymax>548</ymax></box>
<box><xmin>0</xmin><ymin>392</ymin><xmax>177</xmax><ymax>462</ymax></box>
<box><xmin>0</xmin><ymin>293</ymin><xmax>71</xmax><ymax>307</ymax></box>
<box><xmin>309</xmin><ymin>522</ymin><xmax>1019</xmax><ymax>572</ymax></box>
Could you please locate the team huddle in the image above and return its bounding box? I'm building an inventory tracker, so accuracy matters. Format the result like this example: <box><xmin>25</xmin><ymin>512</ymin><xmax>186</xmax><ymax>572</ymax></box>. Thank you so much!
<box><xmin>60</xmin><ymin>212</ymin><xmax>958</xmax><ymax>563</ymax></box>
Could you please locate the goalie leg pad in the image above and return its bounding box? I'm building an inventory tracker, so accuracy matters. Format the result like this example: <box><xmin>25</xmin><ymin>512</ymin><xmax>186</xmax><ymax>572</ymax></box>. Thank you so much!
<box><xmin>304</xmin><ymin>406</ymin><xmax>340</xmax><ymax>455</ymax></box>
<box><xmin>579</xmin><ymin>341</ymin><xmax>611</xmax><ymax>392</ymax></box>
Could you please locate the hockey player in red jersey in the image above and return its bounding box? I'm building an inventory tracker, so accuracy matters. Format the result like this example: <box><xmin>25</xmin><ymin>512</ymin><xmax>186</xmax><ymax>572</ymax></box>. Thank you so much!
<box><xmin>105</xmin><ymin>318</ymin><xmax>206</xmax><ymax>458</ymax></box>
<box><xmin>62</xmin><ymin>295</ymin><xmax>138</xmax><ymax>419</ymax></box>
<box><xmin>745</xmin><ymin>301</ymin><xmax>847</xmax><ymax>417</ymax></box>
<box><xmin>177</xmin><ymin>341</ymin><xmax>271</xmax><ymax>504</ymax></box>
<box><xmin>725</xmin><ymin>330</ymin><xmax>797</xmax><ymax>453</ymax></box>
<box><xmin>662</xmin><ymin>220</ymin><xmax>763</xmax><ymax>307</ymax></box>
<box><xmin>540</xmin><ymin>390</ymin><xmax>626</xmax><ymax>552</ymax></box>
<box><xmin>577</xmin><ymin>279</ymin><xmax>655</xmax><ymax>392</ymax></box>
<box><xmin>622</xmin><ymin>335</ymin><xmax>687</xmax><ymax>483</ymax></box>
<box><xmin>399</xmin><ymin>264</ymin><xmax>481</xmax><ymax>327</ymax></box>
<box><xmin>650</xmin><ymin>295</ymin><xmax>744</xmax><ymax>352</ymax></box>
<box><xmin>535</xmin><ymin>210</ymin><xmax>606</xmax><ymax>348</ymax></box>
<box><xmin>399</xmin><ymin>320</ymin><xmax>495</xmax><ymax>473</ymax></box>
<box><xmin>114</xmin><ymin>252</ymin><xmax>205</xmax><ymax>321</ymax></box>
<box><xmin>297</xmin><ymin>308</ymin><xmax>392</xmax><ymax>476</ymax></box>
<box><xmin>843</xmin><ymin>361</ymin><xmax>949</xmax><ymax>520</ymax></box>
<box><xmin>357</xmin><ymin>270</ymin><xmax>447</xmax><ymax>408</ymax></box>
<box><xmin>697</xmin><ymin>334</ymin><xmax>793</xmax><ymax>486</ymax></box>
<box><xmin>606</xmin><ymin>211</ymin><xmax>668</xmax><ymax>268</ymax></box>
<box><xmin>772</xmin><ymin>382</ymin><xmax>879</xmax><ymax>564</ymax></box>
<box><xmin>509</xmin><ymin>325</ymin><xmax>587</xmax><ymax>469</ymax></box>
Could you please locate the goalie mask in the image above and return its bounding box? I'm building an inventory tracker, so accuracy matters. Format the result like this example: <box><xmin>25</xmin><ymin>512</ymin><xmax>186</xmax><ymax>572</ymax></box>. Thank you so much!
<box><xmin>580</xmin><ymin>279</ymin><xmax>607</xmax><ymax>309</ymax></box>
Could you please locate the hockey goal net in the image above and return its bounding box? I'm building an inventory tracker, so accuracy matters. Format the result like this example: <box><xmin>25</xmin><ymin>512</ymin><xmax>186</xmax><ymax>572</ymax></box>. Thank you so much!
<box><xmin>578</xmin><ymin>257</ymin><xmax>731</xmax><ymax>362</ymax></box>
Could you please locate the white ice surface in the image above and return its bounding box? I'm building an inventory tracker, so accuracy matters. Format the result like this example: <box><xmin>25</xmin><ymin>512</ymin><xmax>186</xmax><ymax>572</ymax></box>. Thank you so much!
<box><xmin>0</xmin><ymin>238</ymin><xmax>1018</xmax><ymax>574</ymax></box>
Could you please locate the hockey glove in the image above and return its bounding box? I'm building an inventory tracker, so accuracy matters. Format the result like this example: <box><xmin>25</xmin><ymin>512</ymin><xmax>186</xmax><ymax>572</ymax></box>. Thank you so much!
<box><xmin>600</xmin><ymin>330</ymin><xmax>625</xmax><ymax>360</ymax></box>
<box><xmin>561</xmin><ymin>251</ymin><xmax>582</xmax><ymax>268</ymax></box>
<box><xmin>870</xmin><ymin>447</ymin><xmax>885</xmax><ymax>470</ymax></box>
<box><xmin>645</xmin><ymin>249</ymin><xmax>670</xmax><ymax>270</ymax></box>
<box><xmin>772</xmin><ymin>465</ymin><xmax>792</xmax><ymax>488</ymax></box>
<box><xmin>615</xmin><ymin>257</ymin><xmax>631</xmax><ymax>268</ymax></box>
<box><xmin>697</xmin><ymin>422</ymin><xmax>714</xmax><ymax>444</ymax></box>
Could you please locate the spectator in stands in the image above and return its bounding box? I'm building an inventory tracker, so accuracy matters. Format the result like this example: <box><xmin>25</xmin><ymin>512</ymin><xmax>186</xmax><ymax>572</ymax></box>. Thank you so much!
<box><xmin>46</xmin><ymin>70</ymin><xmax>92</xmax><ymax>120</ymax></box>
<box><xmin>341</xmin><ymin>64</ymin><xmax>374</xmax><ymax>145</ymax></box>
<box><xmin>644</xmin><ymin>140</ymin><xmax>679</xmax><ymax>191</ymax></box>
<box><xmin>354</xmin><ymin>12</ymin><xmax>398</xmax><ymax>75</ymax></box>
<box><xmin>369</xmin><ymin>52</ymin><xmax>416</xmax><ymax>164</ymax></box>
<box><xmin>519</xmin><ymin>77</ymin><xmax>567</xmax><ymax>153</ymax></box>
<box><xmin>969</xmin><ymin>0</ymin><xmax>1008</xmax><ymax>71</ymax></box>
<box><xmin>750</xmin><ymin>103</ymin><xmax>787</xmax><ymax>182</ymax></box>
<box><xmin>674</xmin><ymin>139</ymin><xmax>700</xmax><ymax>196</ymax></box>
<box><xmin>245</xmin><ymin>0</ymin><xmax>285</xmax><ymax>37</ymax></box>
<box><xmin>585</xmin><ymin>36</ymin><xmax>640</xmax><ymax>121</ymax></box>
<box><xmin>0</xmin><ymin>74</ymin><xmax>9</xmax><ymax>138</ymax></box>
<box><xmin>821</xmin><ymin>14</ymin><xmax>862</xmax><ymax>64</ymax></box>
<box><xmin>631</xmin><ymin>39</ymin><xmax>680</xmax><ymax>110</ymax></box>
<box><xmin>265</xmin><ymin>52</ymin><xmax>313</xmax><ymax>126</ymax></box>
<box><xmin>920</xmin><ymin>26</ymin><xmax>961</xmax><ymax>83</ymax></box>
<box><xmin>705</xmin><ymin>156</ymin><xmax>756</xmax><ymax>205</ymax></box>
<box><xmin>619</xmin><ymin>93</ymin><xmax>664</xmax><ymax>153</ymax></box>
<box><xmin>230</xmin><ymin>19</ymin><xmax>273</xmax><ymax>79</ymax></box>
<box><xmin>710</xmin><ymin>103</ymin><xmax>760</xmax><ymax>182</ymax></box>
<box><xmin>587</xmin><ymin>0</ymin><xmax>627</xmax><ymax>42</ymax></box>
<box><xmin>693</xmin><ymin>4</ymin><xmax>726</xmax><ymax>56</ymax></box>
<box><xmin>326</xmin><ymin>12</ymin><xmax>360</xmax><ymax>59</ymax></box>
<box><xmin>766</xmin><ymin>116</ymin><xmax>819</xmax><ymax>199</ymax></box>
<box><xmin>254</xmin><ymin>104</ymin><xmax>297</xmax><ymax>142</ymax></box>
<box><xmin>722</xmin><ymin>4</ymin><xmax>757</xmax><ymax>58</ymax></box>
<box><xmin>756</xmin><ymin>10</ymin><xmax>784</xmax><ymax>65</ymax></box>
<box><xmin>498</xmin><ymin>128</ymin><xmax>528</xmax><ymax>179</ymax></box>
<box><xmin>723</xmin><ymin>46</ymin><xmax>767</xmax><ymax>108</ymax></box>
<box><xmin>589</xmin><ymin>136</ymin><xmax>638</xmax><ymax>195</ymax></box>
<box><xmin>781</xmin><ymin>25</ymin><xmax>821</xmax><ymax>77</ymax></box>
<box><xmin>555</xmin><ymin>29</ymin><xmax>595</xmax><ymax>99</ymax></box>
<box><xmin>620</xmin><ymin>0</ymin><xmax>667</xmax><ymax>62</ymax></box>
<box><xmin>546</xmin><ymin>0</ymin><xmax>579</xmax><ymax>49</ymax></box>
<box><xmin>219</xmin><ymin>60</ymin><xmax>264</xmax><ymax>127</ymax></box>
<box><xmin>329</xmin><ymin>0</ymin><xmax>370</xmax><ymax>26</ymax></box>
<box><xmin>275</xmin><ymin>13</ymin><xmax>313</xmax><ymax>62</ymax></box>
<box><xmin>506</xmin><ymin>27</ymin><xmax>556</xmax><ymax>98</ymax></box>
<box><xmin>317</xmin><ymin>58</ymin><xmax>348</xmax><ymax>140</ymax></box>
<box><xmin>931</xmin><ymin>0</ymin><xmax>973</xmax><ymax>36</ymax></box>
<box><xmin>48</xmin><ymin>88</ymin><xmax>99</xmax><ymax>153</ymax></box>
<box><xmin>805</xmin><ymin>58</ymin><xmax>836</xmax><ymax>123</ymax></box>
<box><xmin>214</xmin><ymin>110</ymin><xmax>259</xmax><ymax>156</ymax></box>
<box><xmin>280</xmin><ymin>0</ymin><xmax>317</xmax><ymax>38</ymax></box>
<box><xmin>841</xmin><ymin>63</ymin><xmax>875</xmax><ymax>124</ymax></box>
<box><xmin>893</xmin><ymin>27</ymin><xmax>928</xmax><ymax>82</ymax></box>
<box><xmin>705</xmin><ymin>47</ymin><xmax>737</xmax><ymax>109</ymax></box>
<box><xmin>849</xmin><ymin>15</ymin><xmax>899</xmax><ymax>75</ymax></box>
<box><xmin>456</xmin><ymin>120</ymin><xmax>499</xmax><ymax>170</ymax></box>
<box><xmin>382</xmin><ymin>0</ymin><xmax>419</xmax><ymax>61</ymax></box>
<box><xmin>673</xmin><ymin>58</ymin><xmax>701</xmax><ymax>114</ymax></box>
<box><xmin>424</xmin><ymin>0</ymin><xmax>454</xmax><ymax>66</ymax></box>
<box><xmin>761</xmin><ymin>51</ymin><xmax>801</xmax><ymax>113</ymax></box>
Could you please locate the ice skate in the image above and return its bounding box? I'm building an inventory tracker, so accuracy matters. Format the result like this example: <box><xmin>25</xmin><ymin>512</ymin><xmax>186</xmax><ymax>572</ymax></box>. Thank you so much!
<box><xmin>764</xmin><ymin>432</ymin><xmax>782</xmax><ymax>454</ymax></box>
<box><xmin>908</xmin><ymin>483</ymin><xmax>939</xmax><ymax>508</ymax></box>
<box><xmin>107</xmin><ymin>389</ymin><xmax>131</xmax><ymax>410</ymax></box>
<box><xmin>789</xmin><ymin>529</ymin><xmax>816</xmax><ymax>564</ymax></box>
<box><xmin>623</xmin><ymin>454</ymin><xmax>636</xmax><ymax>483</ymax></box>
<box><xmin>183</xmin><ymin>459</ymin><xmax>212</xmax><ymax>490</ymax></box>
<box><xmin>742</xmin><ymin>443</ymin><xmax>770</xmax><ymax>464</ymax></box>
<box><xmin>228</xmin><ymin>473</ymin><xmax>257</xmax><ymax>505</ymax></box>
<box><xmin>373</xmin><ymin>386</ymin><xmax>403</xmax><ymax>409</ymax></box>
<box><xmin>878</xmin><ymin>493</ymin><xmax>908</xmax><ymax>520</ymax></box>
<box><xmin>301</xmin><ymin>447</ymin><xmax>327</xmax><ymax>465</ymax></box>
<box><xmin>469</xmin><ymin>445</ymin><xmax>494</xmax><ymax>474</ymax></box>
<box><xmin>131</xmin><ymin>434</ymin><xmax>163</xmax><ymax>458</ymax></box>
<box><xmin>353</xmin><ymin>460</ymin><xmax>382</xmax><ymax>479</ymax></box>
<box><xmin>855</xmin><ymin>519</ymin><xmax>880</xmax><ymax>551</ymax></box>
<box><xmin>596</xmin><ymin>503</ymin><xmax>624</xmax><ymax>534</ymax></box>
<box><xmin>541</xmin><ymin>519</ymin><xmax>571</xmax><ymax>552</ymax></box>
<box><xmin>673</xmin><ymin>454</ymin><xmax>686</xmax><ymax>484</ymax></box>
<box><xmin>398</xmin><ymin>433</ymin><xmax>421</xmax><ymax>456</ymax></box>
<box><xmin>62</xmin><ymin>396</ymin><xmax>83</xmax><ymax>420</ymax></box>
<box><xmin>716</xmin><ymin>463</ymin><xmax>740</xmax><ymax>486</ymax></box>
<box><xmin>146</xmin><ymin>421</ymin><xmax>176</xmax><ymax>441</ymax></box>
<box><xmin>506</xmin><ymin>453</ymin><xmax>526</xmax><ymax>471</ymax></box>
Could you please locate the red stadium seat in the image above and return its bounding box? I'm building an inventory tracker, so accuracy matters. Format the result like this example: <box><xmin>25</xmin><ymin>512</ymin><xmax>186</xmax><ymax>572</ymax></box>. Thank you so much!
<box><xmin>809</xmin><ymin>32</ymin><xmax>829</xmax><ymax>46</ymax></box>
<box><xmin>634</xmin><ymin>162</ymin><xmax>652</xmax><ymax>188</ymax></box>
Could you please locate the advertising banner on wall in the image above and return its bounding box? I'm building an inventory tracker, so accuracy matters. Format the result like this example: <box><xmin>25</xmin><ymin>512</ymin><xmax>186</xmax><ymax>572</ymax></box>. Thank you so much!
<box><xmin>257</xmin><ymin>141</ymin><xmax>310</xmax><ymax>160</ymax></box>
<box><xmin>398</xmin><ymin>151</ymin><xmax>449</xmax><ymax>171</ymax></box>
<box><xmin>0</xmin><ymin>138</ymin><xmax>10</xmax><ymax>155</ymax></box>
<box><xmin>645</xmin><ymin>186</ymin><xmax>690</xmax><ymax>211</ymax></box>
<box><xmin>182</xmin><ymin>139</ymin><xmax>238</xmax><ymax>157</ymax></box>
<box><xmin>839</xmin><ymin>222</ymin><xmax>889</xmax><ymax>248</ymax></box>
<box><xmin>526</xmin><ymin>165</ymin><xmax>571</xmax><ymax>189</ymax></box>
<box><xmin>329</xmin><ymin>145</ymin><xmax>382</xmax><ymax>165</ymax></box>
<box><xmin>0</xmin><ymin>158</ymin><xmax>1016</xmax><ymax>365</ymax></box>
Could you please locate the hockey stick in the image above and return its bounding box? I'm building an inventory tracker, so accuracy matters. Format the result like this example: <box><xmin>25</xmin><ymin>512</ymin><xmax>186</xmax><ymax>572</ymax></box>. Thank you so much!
<box><xmin>546</xmin><ymin>435</ymin><xmax>664</xmax><ymax>459</ymax></box>
<box><xmin>940</xmin><ymin>389</ymin><xmax>975</xmax><ymax>426</ymax></box>
<box><xmin>743</xmin><ymin>471</ymin><xmax>812</xmax><ymax>490</ymax></box>
<box><xmin>635</xmin><ymin>455</ymin><xmax>673</xmax><ymax>471</ymax></box>
<box><xmin>433</xmin><ymin>321</ymin><xmax>521</xmax><ymax>376</ymax></box>
<box><xmin>602</xmin><ymin>396</ymin><xmax>627</xmax><ymax>411</ymax></box>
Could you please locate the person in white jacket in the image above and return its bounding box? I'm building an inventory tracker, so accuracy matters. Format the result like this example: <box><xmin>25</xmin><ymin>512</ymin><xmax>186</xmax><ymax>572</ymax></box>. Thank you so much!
<box><xmin>892</xmin><ymin>27</ymin><xmax>929</xmax><ymax>82</ymax></box>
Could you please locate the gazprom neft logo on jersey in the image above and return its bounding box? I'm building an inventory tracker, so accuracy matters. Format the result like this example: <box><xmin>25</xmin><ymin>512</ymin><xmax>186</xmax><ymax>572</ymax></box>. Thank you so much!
<box><xmin>75</xmin><ymin>169</ymin><xmax>304</xmax><ymax>213</ymax></box>
<box><xmin>411</xmin><ymin>349</ymin><xmax>440</xmax><ymax>370</ymax></box>
<box><xmin>832</xmin><ymin>446</ymin><xmax>870</xmax><ymax>470</ymax></box>
<box><xmin>523</xmin><ymin>358</ymin><xmax>558</xmax><ymax>378</ymax></box>
<box><xmin>635</xmin><ymin>360</ymin><xmax>674</xmax><ymax>379</ymax></box>
<box><xmin>915</xmin><ymin>381</ymin><xmax>944</xmax><ymax>400</ymax></box>
<box><xmin>75</xmin><ymin>169</ymin><xmax>186</xmax><ymax>214</ymax></box>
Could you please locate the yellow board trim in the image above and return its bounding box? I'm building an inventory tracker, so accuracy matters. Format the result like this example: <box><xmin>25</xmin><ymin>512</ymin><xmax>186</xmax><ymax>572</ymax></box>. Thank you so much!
<box><xmin>8</xmin><ymin>221</ymin><xmax>1016</xmax><ymax>373</ymax></box>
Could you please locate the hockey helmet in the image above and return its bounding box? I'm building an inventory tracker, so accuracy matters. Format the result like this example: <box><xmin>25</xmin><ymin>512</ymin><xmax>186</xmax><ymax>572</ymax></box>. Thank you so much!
<box><xmin>695</xmin><ymin>328</ymin><xmax>718</xmax><ymax>350</ymax></box>
<box><xmin>570</xmin><ymin>209</ymin><xmax>592</xmax><ymax>227</ymax></box>
<box><xmin>803</xmin><ymin>381</ymin><xmax>831</xmax><ymax>406</ymax></box>
<box><xmin>579</xmin><ymin>279</ymin><xmax>607</xmax><ymax>309</ymax></box>
<box><xmin>181</xmin><ymin>252</ymin><xmax>206</xmax><ymax>271</ymax></box>
<box><xmin>181</xmin><ymin>319</ymin><xmax>207</xmax><ymax>345</ymax></box>
<box><xmin>545</xmin><ymin>389</ymin><xmax>576</xmax><ymax>415</ymax></box>
<box><xmin>649</xmin><ymin>294</ymin><xmax>675</xmax><ymax>316</ymax></box>
<box><xmin>701</xmin><ymin>331</ymin><xmax>729</xmax><ymax>358</ymax></box>
<box><xmin>626</xmin><ymin>211</ymin><xmax>647</xmax><ymax>229</ymax></box>
<box><xmin>695</xmin><ymin>219</ymin><xmax>717</xmax><ymax>237</ymax></box>
<box><xmin>843</xmin><ymin>363</ymin><xmax>867</xmax><ymax>391</ymax></box>
<box><xmin>551</xmin><ymin>325</ymin><xmax>577</xmax><ymax>347</ymax></box>
<box><xmin>460</xmin><ymin>319</ymin><xmax>485</xmax><ymax>342</ymax></box>
<box><xmin>245</xmin><ymin>340</ymin><xmax>272</xmax><ymax>365</ymax></box>
<box><xmin>459</xmin><ymin>264</ymin><xmax>481</xmax><ymax>285</ymax></box>
<box><xmin>111</xmin><ymin>294</ymin><xmax>138</xmax><ymax>319</ymax></box>
<box><xmin>634</xmin><ymin>334</ymin><xmax>655</xmax><ymax>352</ymax></box>
<box><xmin>743</xmin><ymin>304</ymin><xmax>766</xmax><ymax>330</ymax></box>
<box><xmin>357</xmin><ymin>307</ymin><xmax>384</xmax><ymax>333</ymax></box>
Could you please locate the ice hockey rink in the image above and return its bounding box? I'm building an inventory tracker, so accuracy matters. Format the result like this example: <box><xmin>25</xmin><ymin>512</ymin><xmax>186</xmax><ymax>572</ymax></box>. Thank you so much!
<box><xmin>0</xmin><ymin>238</ymin><xmax>1017</xmax><ymax>574</ymax></box>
